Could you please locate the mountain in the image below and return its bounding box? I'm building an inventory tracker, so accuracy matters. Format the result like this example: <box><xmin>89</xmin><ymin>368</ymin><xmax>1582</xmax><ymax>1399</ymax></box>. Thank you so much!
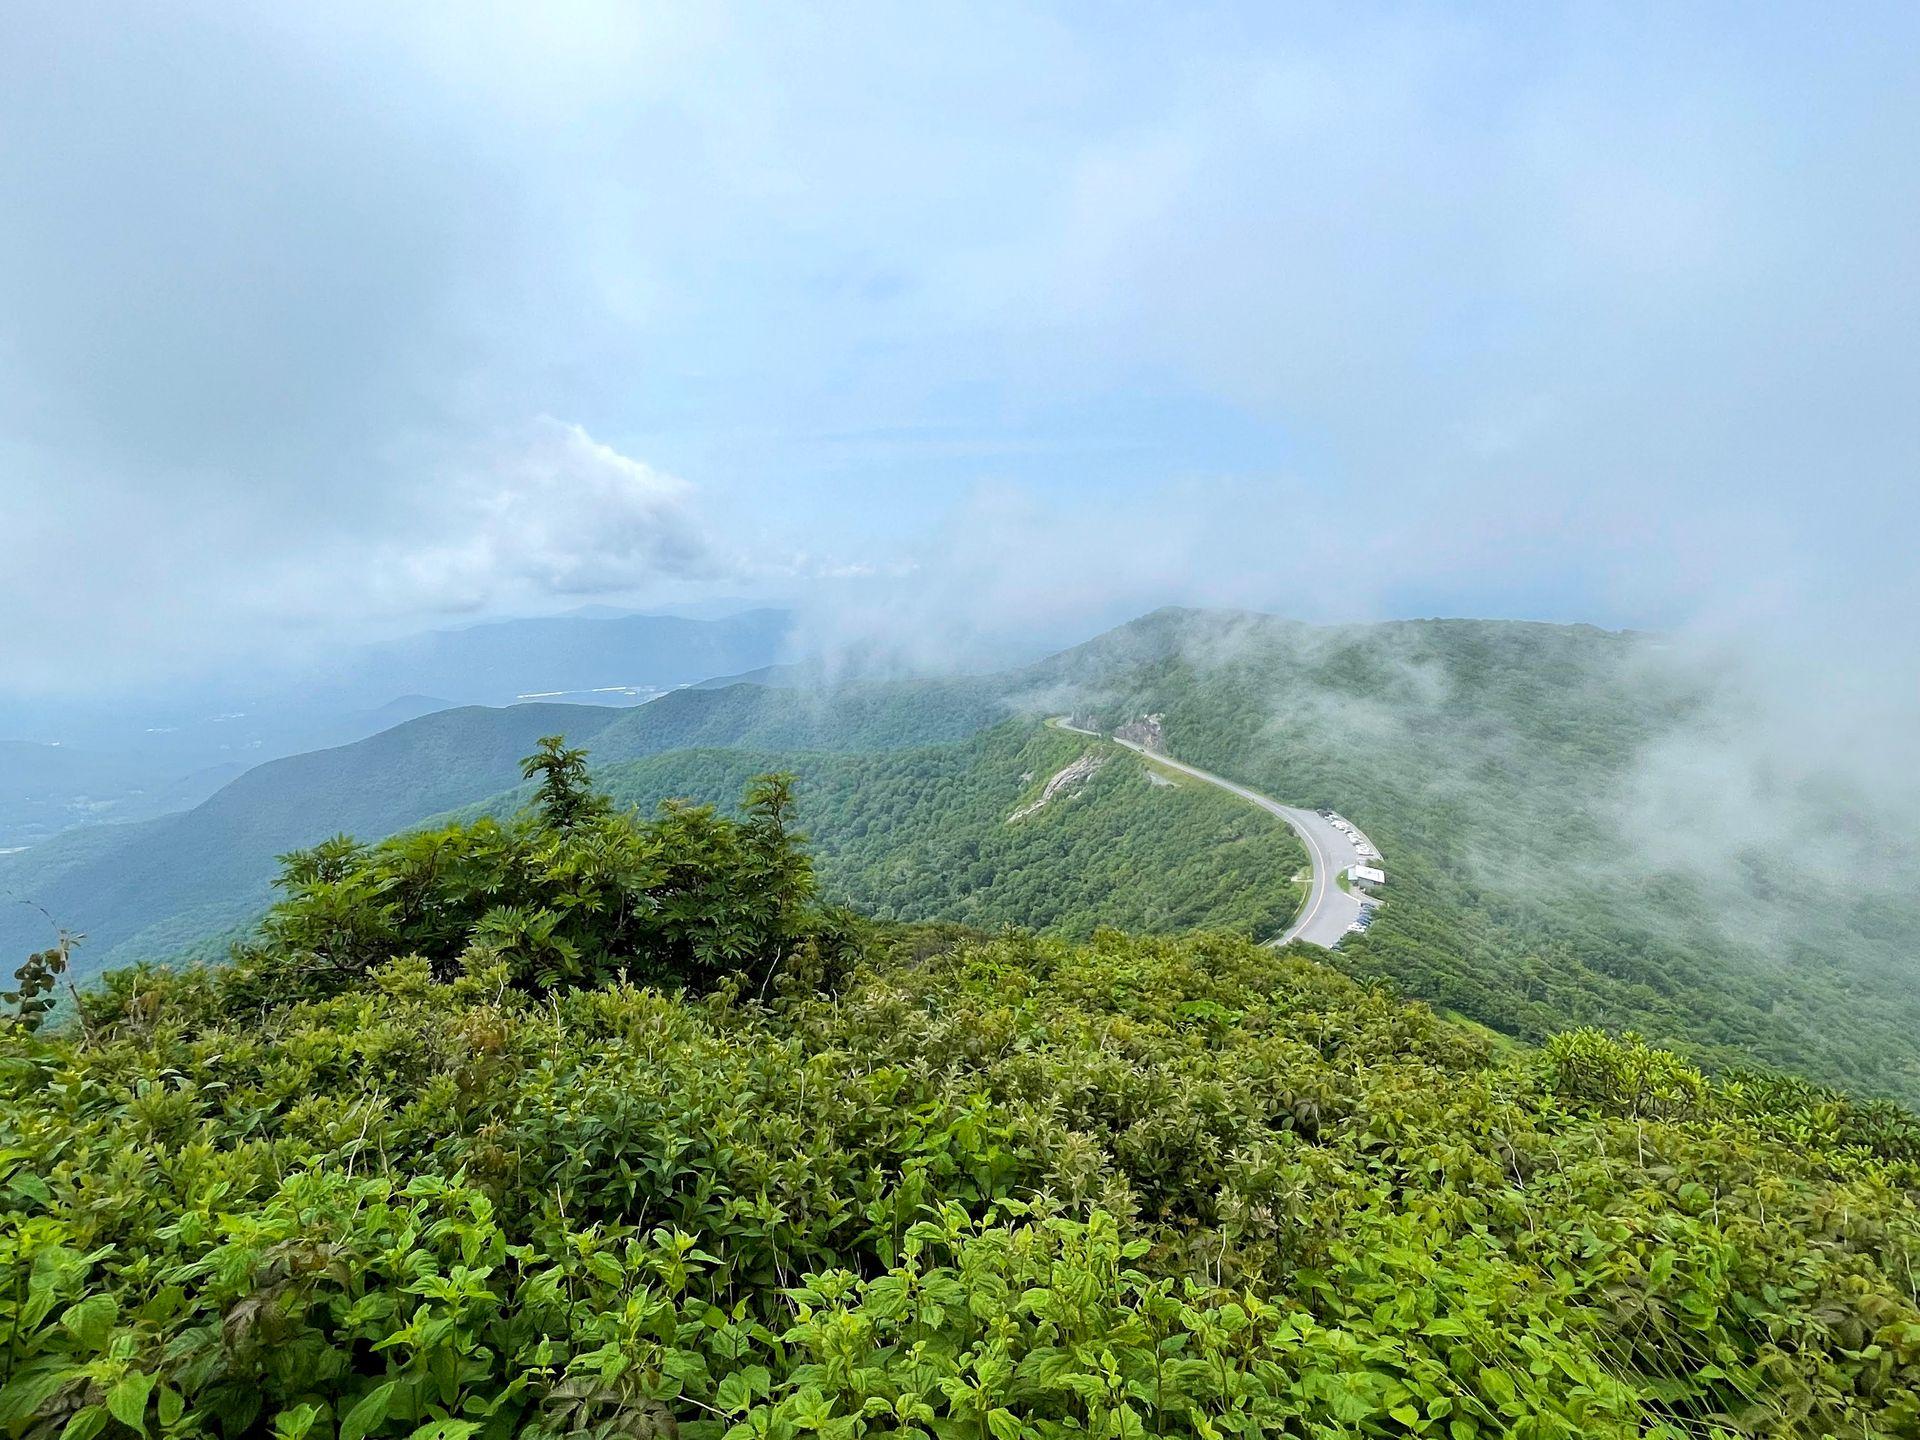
<box><xmin>323</xmin><ymin>607</ymin><xmax>796</xmax><ymax>708</ymax></box>
<box><xmin>0</xmin><ymin>679</ymin><xmax>999</xmax><ymax>976</ymax></box>
<box><xmin>0</xmin><ymin>609</ymin><xmax>797</xmax><ymax>848</ymax></box>
<box><xmin>0</xmin><ymin>703</ymin><xmax>624</xmax><ymax>967</ymax></box>
<box><xmin>1015</xmin><ymin>608</ymin><xmax>1920</xmax><ymax>1100</ymax></box>
<box><xmin>8</xmin><ymin>606</ymin><xmax>1920</xmax><ymax>1103</ymax></box>
<box><xmin>10</xmin><ymin>639</ymin><xmax>1915</xmax><ymax>1437</ymax></box>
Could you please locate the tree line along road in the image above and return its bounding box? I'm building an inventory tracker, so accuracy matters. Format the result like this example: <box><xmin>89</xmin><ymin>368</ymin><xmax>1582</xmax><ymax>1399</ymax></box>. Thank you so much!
<box><xmin>1049</xmin><ymin>717</ymin><xmax>1365</xmax><ymax>948</ymax></box>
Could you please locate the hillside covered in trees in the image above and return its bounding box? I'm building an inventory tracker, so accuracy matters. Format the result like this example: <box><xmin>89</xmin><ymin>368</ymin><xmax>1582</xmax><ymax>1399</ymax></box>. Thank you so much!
<box><xmin>2</xmin><ymin>743</ymin><xmax>1917</xmax><ymax>1440</ymax></box>
<box><xmin>1027</xmin><ymin>610</ymin><xmax>1920</xmax><ymax>1104</ymax></box>
<box><xmin>0</xmin><ymin>681</ymin><xmax>1002</xmax><ymax>977</ymax></box>
<box><xmin>455</xmin><ymin>721</ymin><xmax>1308</xmax><ymax>943</ymax></box>
<box><xmin>5</xmin><ymin>607</ymin><xmax>1918</xmax><ymax>1104</ymax></box>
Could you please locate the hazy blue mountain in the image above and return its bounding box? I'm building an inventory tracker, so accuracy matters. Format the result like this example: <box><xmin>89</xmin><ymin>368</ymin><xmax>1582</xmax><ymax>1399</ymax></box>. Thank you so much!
<box><xmin>0</xmin><ymin>702</ymin><xmax>626</xmax><ymax>970</ymax></box>
<box><xmin>0</xmin><ymin>608</ymin><xmax>796</xmax><ymax>847</ymax></box>
<box><xmin>321</xmin><ymin>607</ymin><xmax>796</xmax><ymax>708</ymax></box>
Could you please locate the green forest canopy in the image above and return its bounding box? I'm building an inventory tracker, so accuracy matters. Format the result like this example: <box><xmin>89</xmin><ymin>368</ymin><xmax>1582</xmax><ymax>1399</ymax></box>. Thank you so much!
<box><xmin>2</xmin><ymin>742</ymin><xmax>1918</xmax><ymax>1439</ymax></box>
<box><xmin>458</xmin><ymin>722</ymin><xmax>1310</xmax><ymax>945</ymax></box>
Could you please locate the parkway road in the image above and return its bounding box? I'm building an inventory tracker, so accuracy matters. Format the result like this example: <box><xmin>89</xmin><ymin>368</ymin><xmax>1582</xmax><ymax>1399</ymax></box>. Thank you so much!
<box><xmin>1050</xmin><ymin>717</ymin><xmax>1366</xmax><ymax>948</ymax></box>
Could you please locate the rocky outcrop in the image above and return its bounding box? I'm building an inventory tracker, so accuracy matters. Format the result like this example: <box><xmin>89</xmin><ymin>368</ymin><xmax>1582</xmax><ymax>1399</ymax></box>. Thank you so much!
<box><xmin>1114</xmin><ymin>714</ymin><xmax>1166</xmax><ymax>753</ymax></box>
<box><xmin>1008</xmin><ymin>751</ymin><xmax>1108</xmax><ymax>822</ymax></box>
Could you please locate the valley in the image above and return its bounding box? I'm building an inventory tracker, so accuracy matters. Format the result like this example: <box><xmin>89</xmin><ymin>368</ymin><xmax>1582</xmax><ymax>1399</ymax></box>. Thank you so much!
<box><xmin>8</xmin><ymin>606</ymin><xmax>1919</xmax><ymax>1103</ymax></box>
<box><xmin>0</xmin><ymin>607</ymin><xmax>797</xmax><ymax>848</ymax></box>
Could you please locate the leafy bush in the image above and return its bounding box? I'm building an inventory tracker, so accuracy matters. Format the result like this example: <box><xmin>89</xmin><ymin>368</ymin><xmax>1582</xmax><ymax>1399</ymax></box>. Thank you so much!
<box><xmin>1546</xmin><ymin>1028</ymin><xmax>1709</xmax><ymax>1119</ymax></box>
<box><xmin>2</xmin><ymin>921</ymin><xmax>1917</xmax><ymax>1438</ymax></box>
<box><xmin>219</xmin><ymin>740</ymin><xmax>856</xmax><ymax>1006</ymax></box>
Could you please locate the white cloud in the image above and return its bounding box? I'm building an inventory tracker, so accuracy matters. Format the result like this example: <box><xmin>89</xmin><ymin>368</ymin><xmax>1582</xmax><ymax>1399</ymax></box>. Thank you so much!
<box><xmin>366</xmin><ymin>418</ymin><xmax>718</xmax><ymax>613</ymax></box>
<box><xmin>0</xmin><ymin>419</ymin><xmax>726</xmax><ymax>693</ymax></box>
<box><xmin>2</xmin><ymin>3</ymin><xmax>1918</xmax><ymax>701</ymax></box>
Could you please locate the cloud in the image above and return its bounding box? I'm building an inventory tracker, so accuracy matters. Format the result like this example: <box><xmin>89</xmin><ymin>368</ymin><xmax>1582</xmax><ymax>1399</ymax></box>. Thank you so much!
<box><xmin>2</xmin><ymin>2</ymin><xmax>1918</xmax><ymax>703</ymax></box>
<box><xmin>1616</xmin><ymin>609</ymin><xmax>1920</xmax><ymax>896</ymax></box>
<box><xmin>352</xmin><ymin>418</ymin><xmax>718</xmax><ymax>615</ymax></box>
<box><xmin>0</xmin><ymin>420</ymin><xmax>724</xmax><ymax>693</ymax></box>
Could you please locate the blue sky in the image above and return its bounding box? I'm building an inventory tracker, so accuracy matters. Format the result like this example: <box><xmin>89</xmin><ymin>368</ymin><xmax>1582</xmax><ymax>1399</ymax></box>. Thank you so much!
<box><xmin>3</xmin><ymin>2</ymin><xmax>1918</xmax><ymax>684</ymax></box>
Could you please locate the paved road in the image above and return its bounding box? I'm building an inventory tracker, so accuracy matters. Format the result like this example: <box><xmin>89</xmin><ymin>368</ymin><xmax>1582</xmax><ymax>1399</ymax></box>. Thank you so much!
<box><xmin>1052</xmin><ymin>718</ymin><xmax>1362</xmax><ymax>948</ymax></box>
<box><xmin>1107</xmin><ymin>737</ymin><xmax>1363</xmax><ymax>947</ymax></box>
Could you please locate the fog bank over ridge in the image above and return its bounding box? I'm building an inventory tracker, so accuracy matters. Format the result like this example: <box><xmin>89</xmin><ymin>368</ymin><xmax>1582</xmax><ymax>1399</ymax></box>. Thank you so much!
<box><xmin>3</xmin><ymin>3</ymin><xmax>1916</xmax><ymax>698</ymax></box>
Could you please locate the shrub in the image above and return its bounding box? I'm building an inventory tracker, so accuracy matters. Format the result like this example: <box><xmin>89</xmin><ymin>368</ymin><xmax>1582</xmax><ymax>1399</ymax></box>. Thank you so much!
<box><xmin>216</xmin><ymin>742</ymin><xmax>858</xmax><ymax>1008</ymax></box>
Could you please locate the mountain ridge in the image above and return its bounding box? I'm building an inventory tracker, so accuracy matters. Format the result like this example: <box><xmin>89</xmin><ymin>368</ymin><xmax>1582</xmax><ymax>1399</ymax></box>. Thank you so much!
<box><xmin>7</xmin><ymin>607</ymin><xmax>1919</xmax><ymax>1103</ymax></box>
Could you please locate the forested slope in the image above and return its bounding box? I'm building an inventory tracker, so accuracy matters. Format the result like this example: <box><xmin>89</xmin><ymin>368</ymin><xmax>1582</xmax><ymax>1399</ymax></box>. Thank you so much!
<box><xmin>0</xmin><ymin>679</ymin><xmax>996</xmax><ymax>980</ymax></box>
<box><xmin>458</xmin><ymin>719</ymin><xmax>1308</xmax><ymax>941</ymax></box>
<box><xmin>1025</xmin><ymin>609</ymin><xmax>1920</xmax><ymax>1104</ymax></box>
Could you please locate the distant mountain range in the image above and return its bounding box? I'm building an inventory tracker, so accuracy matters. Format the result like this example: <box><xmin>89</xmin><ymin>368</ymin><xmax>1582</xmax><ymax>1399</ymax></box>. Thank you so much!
<box><xmin>0</xmin><ymin>674</ymin><xmax>999</xmax><ymax>971</ymax></box>
<box><xmin>0</xmin><ymin>607</ymin><xmax>798</xmax><ymax>846</ymax></box>
<box><xmin>319</xmin><ymin>607</ymin><xmax>796</xmax><ymax>710</ymax></box>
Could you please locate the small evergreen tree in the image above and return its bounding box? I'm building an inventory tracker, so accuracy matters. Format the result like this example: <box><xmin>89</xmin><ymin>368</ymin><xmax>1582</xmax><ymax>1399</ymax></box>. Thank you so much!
<box><xmin>229</xmin><ymin>739</ymin><xmax>854</xmax><ymax>1005</ymax></box>
<box><xmin>520</xmin><ymin>734</ymin><xmax>608</xmax><ymax>829</ymax></box>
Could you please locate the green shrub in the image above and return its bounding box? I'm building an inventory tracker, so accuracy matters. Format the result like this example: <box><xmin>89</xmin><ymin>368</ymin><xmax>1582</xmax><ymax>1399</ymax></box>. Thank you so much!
<box><xmin>213</xmin><ymin>743</ymin><xmax>857</xmax><ymax>1008</ymax></box>
<box><xmin>1545</xmin><ymin>1028</ymin><xmax>1710</xmax><ymax>1120</ymax></box>
<box><xmin>3</xmin><ymin>926</ymin><xmax>1917</xmax><ymax>1438</ymax></box>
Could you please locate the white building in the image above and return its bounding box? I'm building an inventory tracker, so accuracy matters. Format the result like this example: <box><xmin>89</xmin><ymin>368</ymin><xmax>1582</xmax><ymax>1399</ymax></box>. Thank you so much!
<box><xmin>1350</xmin><ymin>865</ymin><xmax>1386</xmax><ymax>886</ymax></box>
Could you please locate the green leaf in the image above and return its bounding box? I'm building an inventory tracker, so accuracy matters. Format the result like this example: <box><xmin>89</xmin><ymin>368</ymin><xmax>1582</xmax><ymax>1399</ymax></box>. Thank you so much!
<box><xmin>0</xmin><ymin>1372</ymin><xmax>67</xmax><ymax>1425</ymax></box>
<box><xmin>340</xmin><ymin>1382</ymin><xmax>397</xmax><ymax>1440</ymax></box>
<box><xmin>107</xmin><ymin>1373</ymin><xmax>152</xmax><ymax>1436</ymax></box>
<box><xmin>62</xmin><ymin>1295</ymin><xmax>119</xmax><ymax>1350</ymax></box>
<box><xmin>9</xmin><ymin>1172</ymin><xmax>52</xmax><ymax>1207</ymax></box>
<box><xmin>662</xmin><ymin>1349</ymin><xmax>709</xmax><ymax>1385</ymax></box>
<box><xmin>156</xmin><ymin>1388</ymin><xmax>184</xmax><ymax>1430</ymax></box>
<box><xmin>60</xmin><ymin>1405</ymin><xmax>108</xmax><ymax>1440</ymax></box>
<box><xmin>716</xmin><ymin>1372</ymin><xmax>754</xmax><ymax>1415</ymax></box>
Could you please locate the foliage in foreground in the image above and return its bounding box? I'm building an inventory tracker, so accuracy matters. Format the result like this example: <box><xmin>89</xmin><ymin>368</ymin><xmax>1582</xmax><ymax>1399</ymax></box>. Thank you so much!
<box><xmin>221</xmin><ymin>738</ymin><xmax>856</xmax><ymax>1007</ymax></box>
<box><xmin>3</xmin><ymin>921</ymin><xmax>1919</xmax><ymax>1440</ymax></box>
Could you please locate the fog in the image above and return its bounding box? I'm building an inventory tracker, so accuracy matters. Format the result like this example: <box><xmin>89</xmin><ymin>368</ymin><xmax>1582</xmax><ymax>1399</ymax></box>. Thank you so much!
<box><xmin>3</xmin><ymin>3</ymin><xmax>1917</xmax><ymax>893</ymax></box>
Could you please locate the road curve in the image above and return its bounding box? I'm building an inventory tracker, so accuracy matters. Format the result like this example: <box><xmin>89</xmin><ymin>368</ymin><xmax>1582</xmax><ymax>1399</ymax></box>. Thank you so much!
<box><xmin>1051</xmin><ymin>718</ymin><xmax>1361</xmax><ymax>948</ymax></box>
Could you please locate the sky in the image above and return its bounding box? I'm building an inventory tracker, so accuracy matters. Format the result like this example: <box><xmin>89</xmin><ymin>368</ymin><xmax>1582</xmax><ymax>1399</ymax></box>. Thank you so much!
<box><xmin>3</xmin><ymin>2</ymin><xmax>1918</xmax><ymax>691</ymax></box>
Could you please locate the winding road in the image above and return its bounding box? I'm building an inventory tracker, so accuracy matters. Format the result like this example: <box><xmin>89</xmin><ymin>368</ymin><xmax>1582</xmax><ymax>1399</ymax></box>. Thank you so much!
<box><xmin>1052</xmin><ymin>719</ymin><xmax>1364</xmax><ymax>948</ymax></box>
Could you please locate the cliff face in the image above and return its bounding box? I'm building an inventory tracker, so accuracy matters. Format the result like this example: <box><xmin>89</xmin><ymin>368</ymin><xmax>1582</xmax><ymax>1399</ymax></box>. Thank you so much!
<box><xmin>1114</xmin><ymin>714</ymin><xmax>1166</xmax><ymax>752</ymax></box>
